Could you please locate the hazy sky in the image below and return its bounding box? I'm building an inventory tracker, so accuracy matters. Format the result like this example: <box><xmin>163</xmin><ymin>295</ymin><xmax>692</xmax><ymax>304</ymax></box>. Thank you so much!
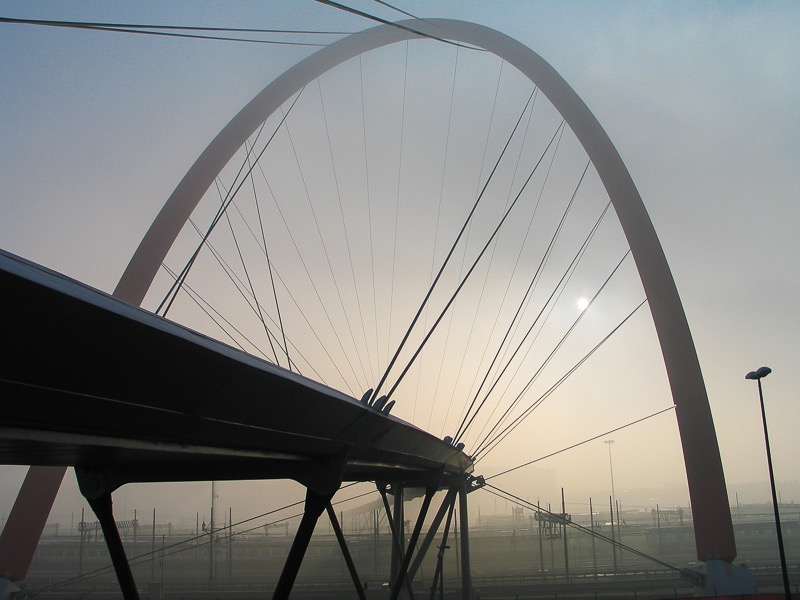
<box><xmin>1</xmin><ymin>1</ymin><xmax>798</xmax><ymax>528</ymax></box>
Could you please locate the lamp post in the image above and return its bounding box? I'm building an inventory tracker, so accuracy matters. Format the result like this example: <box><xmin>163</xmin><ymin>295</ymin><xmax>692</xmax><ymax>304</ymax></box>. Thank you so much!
<box><xmin>745</xmin><ymin>366</ymin><xmax>790</xmax><ymax>599</ymax></box>
<box><xmin>604</xmin><ymin>439</ymin><xmax>618</xmax><ymax>572</ymax></box>
<box><xmin>209</xmin><ymin>480</ymin><xmax>216</xmax><ymax>583</ymax></box>
<box><xmin>604</xmin><ymin>440</ymin><xmax>617</xmax><ymax>506</ymax></box>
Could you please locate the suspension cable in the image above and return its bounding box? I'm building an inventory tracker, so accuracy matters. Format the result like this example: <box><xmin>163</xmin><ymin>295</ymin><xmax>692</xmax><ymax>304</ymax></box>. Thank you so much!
<box><xmin>448</xmin><ymin>89</ymin><xmax>548</xmax><ymax>437</ymax></box>
<box><xmin>370</xmin><ymin>0</ymin><xmax>424</xmax><ymax>21</ymax></box>
<box><xmin>426</xmin><ymin>45</ymin><xmax>464</xmax><ymax>430</ymax></box>
<box><xmin>387</xmin><ymin>41</ymin><xmax>410</xmax><ymax>373</ymax></box>
<box><xmin>248</xmin><ymin>157</ymin><xmax>360</xmax><ymax>393</ymax></box>
<box><xmin>183</xmin><ymin>216</ymin><xmax>298</xmax><ymax>372</ymax></box>
<box><xmin>211</xmin><ymin>176</ymin><xmax>292</xmax><ymax>365</ymax></box>
<box><xmin>279</xmin><ymin>103</ymin><xmax>370</xmax><ymax>391</ymax></box>
<box><xmin>384</xmin><ymin>119</ymin><xmax>565</xmax><ymax>402</ymax></box>
<box><xmin>368</xmin><ymin>91</ymin><xmax>539</xmax><ymax>403</ymax></box>
<box><xmin>0</xmin><ymin>16</ymin><xmax>332</xmax><ymax>46</ymax></box>
<box><xmin>157</xmin><ymin>90</ymin><xmax>303</xmax><ymax>317</ymax></box>
<box><xmin>218</xmin><ymin>178</ymin><xmax>281</xmax><ymax>364</ymax></box>
<box><xmin>432</xmin><ymin>57</ymin><xmax>507</xmax><ymax>429</ymax></box>
<box><xmin>465</xmin><ymin>227</ymin><xmax>624</xmax><ymax>451</ymax></box>
<box><xmin>486</xmin><ymin>405</ymin><xmax>675</xmax><ymax>480</ymax></box>
<box><xmin>158</xmin><ymin>110</ymin><xmax>277</xmax><ymax>318</ymax></box>
<box><xmin>463</xmin><ymin>207</ymin><xmax>618</xmax><ymax>449</ymax></box>
<box><xmin>415</xmin><ymin>45</ymin><xmax>465</xmax><ymax>423</ymax></box>
<box><xmin>247</xmin><ymin>140</ymin><xmax>292</xmax><ymax>369</ymax></box>
<box><xmin>454</xmin><ymin>160</ymin><xmax>589</xmax><ymax>443</ymax></box>
<box><xmin>313</xmin><ymin>0</ymin><xmax>484</xmax><ymax>51</ymax></box>
<box><xmin>359</xmin><ymin>54</ymin><xmax>381</xmax><ymax>378</ymax></box>
<box><xmin>0</xmin><ymin>15</ymin><xmax>354</xmax><ymax>34</ymax></box>
<box><xmin>482</xmin><ymin>483</ymin><xmax>682</xmax><ymax>573</ymax></box>
<box><xmin>474</xmin><ymin>298</ymin><xmax>647</xmax><ymax>460</ymax></box>
<box><xmin>317</xmin><ymin>78</ymin><xmax>372</xmax><ymax>380</ymax></box>
<box><xmin>161</xmin><ymin>263</ymin><xmax>265</xmax><ymax>359</ymax></box>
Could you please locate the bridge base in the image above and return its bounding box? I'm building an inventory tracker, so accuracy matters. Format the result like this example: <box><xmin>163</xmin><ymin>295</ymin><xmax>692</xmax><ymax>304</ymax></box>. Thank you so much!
<box><xmin>0</xmin><ymin>578</ymin><xmax>19</xmax><ymax>600</ymax></box>
<box><xmin>701</xmin><ymin>559</ymin><xmax>757</xmax><ymax>596</ymax></box>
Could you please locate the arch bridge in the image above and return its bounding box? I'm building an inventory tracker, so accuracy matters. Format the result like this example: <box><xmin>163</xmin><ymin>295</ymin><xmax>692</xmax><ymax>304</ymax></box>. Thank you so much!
<box><xmin>0</xmin><ymin>18</ymin><xmax>741</xmax><ymax>599</ymax></box>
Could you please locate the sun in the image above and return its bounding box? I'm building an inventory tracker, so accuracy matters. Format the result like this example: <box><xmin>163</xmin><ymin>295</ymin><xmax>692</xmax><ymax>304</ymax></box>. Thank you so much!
<box><xmin>577</xmin><ymin>297</ymin><xmax>589</xmax><ymax>311</ymax></box>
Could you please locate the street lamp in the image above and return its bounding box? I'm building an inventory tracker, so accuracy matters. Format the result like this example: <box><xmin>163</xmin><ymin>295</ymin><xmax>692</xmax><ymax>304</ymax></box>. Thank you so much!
<box><xmin>745</xmin><ymin>366</ymin><xmax>790</xmax><ymax>599</ymax></box>
<box><xmin>604</xmin><ymin>439</ymin><xmax>619</xmax><ymax>571</ymax></box>
<box><xmin>604</xmin><ymin>440</ymin><xmax>616</xmax><ymax>504</ymax></box>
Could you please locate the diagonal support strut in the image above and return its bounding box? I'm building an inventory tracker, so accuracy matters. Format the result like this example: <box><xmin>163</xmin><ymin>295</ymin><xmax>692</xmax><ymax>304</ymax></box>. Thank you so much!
<box><xmin>326</xmin><ymin>503</ymin><xmax>367</xmax><ymax>600</ymax></box>
<box><xmin>273</xmin><ymin>487</ymin><xmax>335</xmax><ymax>599</ymax></box>
<box><xmin>390</xmin><ymin>486</ymin><xmax>436</xmax><ymax>600</ymax></box>
<box><xmin>75</xmin><ymin>468</ymin><xmax>139</xmax><ymax>600</ymax></box>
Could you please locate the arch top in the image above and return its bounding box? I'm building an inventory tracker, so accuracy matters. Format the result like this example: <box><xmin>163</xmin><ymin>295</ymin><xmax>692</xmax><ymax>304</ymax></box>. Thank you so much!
<box><xmin>115</xmin><ymin>18</ymin><xmax>734</xmax><ymax>563</ymax></box>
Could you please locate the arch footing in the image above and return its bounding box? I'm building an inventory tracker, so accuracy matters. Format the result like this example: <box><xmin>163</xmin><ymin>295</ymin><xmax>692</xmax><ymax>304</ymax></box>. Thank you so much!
<box><xmin>681</xmin><ymin>559</ymin><xmax>757</xmax><ymax>596</ymax></box>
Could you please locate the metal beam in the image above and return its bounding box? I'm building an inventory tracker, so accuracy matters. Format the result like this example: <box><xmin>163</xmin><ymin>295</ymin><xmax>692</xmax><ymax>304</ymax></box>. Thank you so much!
<box><xmin>378</xmin><ymin>484</ymin><xmax>415</xmax><ymax>600</ymax></box>
<box><xmin>408</xmin><ymin>487</ymin><xmax>458</xmax><ymax>583</ymax></box>
<box><xmin>273</xmin><ymin>487</ymin><xmax>334</xmax><ymax>599</ymax></box>
<box><xmin>459</xmin><ymin>480</ymin><xmax>472</xmax><ymax>599</ymax></box>
<box><xmin>390</xmin><ymin>485</ymin><xmax>404</xmax><ymax>593</ymax></box>
<box><xmin>76</xmin><ymin>469</ymin><xmax>139</xmax><ymax>600</ymax></box>
<box><xmin>429</xmin><ymin>494</ymin><xmax>456</xmax><ymax>600</ymax></box>
<box><xmin>390</xmin><ymin>486</ymin><xmax>435</xmax><ymax>600</ymax></box>
<box><xmin>325</xmin><ymin>503</ymin><xmax>367</xmax><ymax>600</ymax></box>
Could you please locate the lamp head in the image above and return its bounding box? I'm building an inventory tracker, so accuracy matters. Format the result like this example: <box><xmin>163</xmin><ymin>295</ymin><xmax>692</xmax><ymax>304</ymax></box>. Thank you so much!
<box><xmin>745</xmin><ymin>366</ymin><xmax>772</xmax><ymax>380</ymax></box>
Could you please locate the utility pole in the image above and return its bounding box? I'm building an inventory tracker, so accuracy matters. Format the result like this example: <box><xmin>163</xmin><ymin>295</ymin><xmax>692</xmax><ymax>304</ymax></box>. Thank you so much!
<box><xmin>604</xmin><ymin>440</ymin><xmax>617</xmax><ymax>506</ymax></box>
<box><xmin>209</xmin><ymin>481</ymin><xmax>216</xmax><ymax>583</ymax></box>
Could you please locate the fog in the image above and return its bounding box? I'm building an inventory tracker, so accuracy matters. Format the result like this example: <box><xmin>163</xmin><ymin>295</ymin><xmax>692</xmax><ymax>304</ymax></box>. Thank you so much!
<box><xmin>1</xmin><ymin>1</ymin><xmax>798</xmax><ymax>538</ymax></box>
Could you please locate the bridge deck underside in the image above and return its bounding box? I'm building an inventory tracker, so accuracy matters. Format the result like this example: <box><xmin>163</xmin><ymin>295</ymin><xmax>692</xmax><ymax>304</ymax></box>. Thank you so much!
<box><xmin>0</xmin><ymin>250</ymin><xmax>472</xmax><ymax>487</ymax></box>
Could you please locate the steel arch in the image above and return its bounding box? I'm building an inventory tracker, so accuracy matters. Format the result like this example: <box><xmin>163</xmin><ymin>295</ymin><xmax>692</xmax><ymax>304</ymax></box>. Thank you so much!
<box><xmin>114</xmin><ymin>19</ymin><xmax>733</xmax><ymax>562</ymax></box>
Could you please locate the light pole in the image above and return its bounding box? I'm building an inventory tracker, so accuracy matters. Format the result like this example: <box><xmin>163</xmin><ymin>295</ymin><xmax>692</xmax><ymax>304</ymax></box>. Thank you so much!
<box><xmin>604</xmin><ymin>440</ymin><xmax>617</xmax><ymax>505</ymax></box>
<box><xmin>604</xmin><ymin>439</ymin><xmax>618</xmax><ymax>572</ymax></box>
<box><xmin>745</xmin><ymin>366</ymin><xmax>790</xmax><ymax>599</ymax></box>
<box><xmin>209</xmin><ymin>480</ymin><xmax>216</xmax><ymax>583</ymax></box>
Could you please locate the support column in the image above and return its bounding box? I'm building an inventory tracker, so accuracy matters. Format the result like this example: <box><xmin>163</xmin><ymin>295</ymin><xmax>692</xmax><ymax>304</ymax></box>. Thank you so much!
<box><xmin>151</xmin><ymin>508</ymin><xmax>156</xmax><ymax>582</ymax></box>
<box><xmin>458</xmin><ymin>479</ymin><xmax>472</xmax><ymax>599</ymax></box>
<box><xmin>428</xmin><ymin>492</ymin><xmax>457</xmax><ymax>600</ymax></box>
<box><xmin>561</xmin><ymin>488</ymin><xmax>569</xmax><ymax>582</ymax></box>
<box><xmin>326</xmin><ymin>504</ymin><xmax>367</xmax><ymax>600</ymax></box>
<box><xmin>409</xmin><ymin>488</ymin><xmax>458</xmax><ymax>582</ymax></box>
<box><xmin>609</xmin><ymin>496</ymin><xmax>617</xmax><ymax>574</ymax></box>
<box><xmin>379</xmin><ymin>485</ymin><xmax>416</xmax><ymax>600</ymax></box>
<box><xmin>273</xmin><ymin>487</ymin><xmax>333</xmax><ymax>599</ymax></box>
<box><xmin>537</xmin><ymin>501</ymin><xmax>544</xmax><ymax>575</ymax></box>
<box><xmin>589</xmin><ymin>497</ymin><xmax>597</xmax><ymax>580</ymax></box>
<box><xmin>390</xmin><ymin>487</ymin><xmax>435</xmax><ymax>600</ymax></box>
<box><xmin>75</xmin><ymin>468</ymin><xmax>139</xmax><ymax>600</ymax></box>
<box><xmin>86</xmin><ymin>493</ymin><xmax>140</xmax><ymax>600</ymax></box>
<box><xmin>374</xmin><ymin>510</ymin><xmax>380</xmax><ymax>577</ymax></box>
<box><xmin>391</xmin><ymin>483</ymin><xmax>405</xmax><ymax>586</ymax></box>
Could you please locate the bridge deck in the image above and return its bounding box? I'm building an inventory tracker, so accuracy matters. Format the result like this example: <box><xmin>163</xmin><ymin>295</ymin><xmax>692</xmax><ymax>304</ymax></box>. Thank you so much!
<box><xmin>0</xmin><ymin>249</ymin><xmax>472</xmax><ymax>488</ymax></box>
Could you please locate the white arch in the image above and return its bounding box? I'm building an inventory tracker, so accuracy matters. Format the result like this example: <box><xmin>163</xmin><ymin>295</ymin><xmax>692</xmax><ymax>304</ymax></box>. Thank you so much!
<box><xmin>115</xmin><ymin>19</ymin><xmax>734</xmax><ymax>562</ymax></box>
